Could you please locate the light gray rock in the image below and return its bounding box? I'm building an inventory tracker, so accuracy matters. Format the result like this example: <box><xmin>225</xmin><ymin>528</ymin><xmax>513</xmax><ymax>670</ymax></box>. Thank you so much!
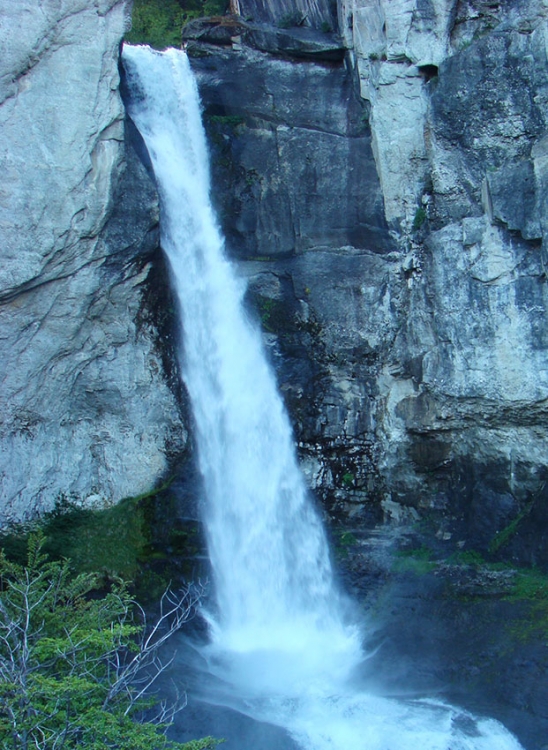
<box><xmin>337</xmin><ymin>0</ymin><xmax>456</xmax><ymax>232</ymax></box>
<box><xmin>0</xmin><ymin>0</ymin><xmax>128</xmax><ymax>294</ymax></box>
<box><xmin>0</xmin><ymin>2</ymin><xmax>186</xmax><ymax>523</ymax></box>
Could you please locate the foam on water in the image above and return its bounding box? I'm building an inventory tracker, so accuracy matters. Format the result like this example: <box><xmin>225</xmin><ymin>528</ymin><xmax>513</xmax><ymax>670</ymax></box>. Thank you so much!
<box><xmin>122</xmin><ymin>44</ymin><xmax>524</xmax><ymax>750</ymax></box>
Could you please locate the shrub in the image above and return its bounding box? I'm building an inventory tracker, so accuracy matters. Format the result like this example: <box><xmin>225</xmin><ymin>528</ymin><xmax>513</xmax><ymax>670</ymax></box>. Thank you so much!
<box><xmin>0</xmin><ymin>481</ymin><xmax>207</xmax><ymax>604</ymax></box>
<box><xmin>125</xmin><ymin>1</ymin><xmax>229</xmax><ymax>49</ymax></box>
<box><xmin>0</xmin><ymin>534</ymin><xmax>217</xmax><ymax>750</ymax></box>
<box><xmin>342</xmin><ymin>472</ymin><xmax>355</xmax><ymax>488</ymax></box>
<box><xmin>125</xmin><ymin>0</ymin><xmax>190</xmax><ymax>49</ymax></box>
<box><xmin>412</xmin><ymin>206</ymin><xmax>427</xmax><ymax>231</ymax></box>
<box><xmin>203</xmin><ymin>0</ymin><xmax>227</xmax><ymax>14</ymax></box>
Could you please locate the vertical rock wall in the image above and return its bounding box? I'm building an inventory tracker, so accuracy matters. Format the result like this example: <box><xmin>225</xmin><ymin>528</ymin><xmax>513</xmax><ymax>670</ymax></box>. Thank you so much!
<box><xmin>326</xmin><ymin>0</ymin><xmax>548</xmax><ymax>558</ymax></box>
<box><xmin>235</xmin><ymin>0</ymin><xmax>338</xmax><ymax>30</ymax></box>
<box><xmin>186</xmin><ymin>2</ymin><xmax>548</xmax><ymax>563</ymax></box>
<box><xmin>0</xmin><ymin>1</ymin><xmax>186</xmax><ymax>523</ymax></box>
<box><xmin>4</xmin><ymin>0</ymin><xmax>548</xmax><ymax>560</ymax></box>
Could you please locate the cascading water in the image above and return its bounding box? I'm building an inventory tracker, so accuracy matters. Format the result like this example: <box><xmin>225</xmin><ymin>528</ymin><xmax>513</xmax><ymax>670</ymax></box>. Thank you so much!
<box><xmin>122</xmin><ymin>44</ymin><xmax>525</xmax><ymax>750</ymax></box>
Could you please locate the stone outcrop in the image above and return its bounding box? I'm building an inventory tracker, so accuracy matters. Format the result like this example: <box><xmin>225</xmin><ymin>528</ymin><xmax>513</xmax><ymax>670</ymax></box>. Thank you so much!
<box><xmin>183</xmin><ymin>16</ymin><xmax>346</xmax><ymax>60</ymax></box>
<box><xmin>0</xmin><ymin>0</ymin><xmax>186</xmax><ymax>522</ymax></box>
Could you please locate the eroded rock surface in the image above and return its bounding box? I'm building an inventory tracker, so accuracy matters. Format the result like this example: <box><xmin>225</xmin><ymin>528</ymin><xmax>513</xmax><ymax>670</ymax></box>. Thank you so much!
<box><xmin>342</xmin><ymin>0</ymin><xmax>548</xmax><ymax>566</ymax></box>
<box><xmin>0</xmin><ymin>1</ymin><xmax>185</xmax><ymax>521</ymax></box>
<box><xmin>4</xmin><ymin>0</ymin><xmax>548</xmax><ymax>579</ymax></box>
<box><xmin>185</xmin><ymin>3</ymin><xmax>548</xmax><ymax>573</ymax></box>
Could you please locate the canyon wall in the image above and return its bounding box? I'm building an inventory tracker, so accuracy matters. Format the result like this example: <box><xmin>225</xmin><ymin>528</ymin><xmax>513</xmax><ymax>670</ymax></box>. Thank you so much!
<box><xmin>184</xmin><ymin>0</ymin><xmax>548</xmax><ymax>563</ymax></box>
<box><xmin>0</xmin><ymin>0</ymin><xmax>186</xmax><ymax>522</ymax></box>
<box><xmin>3</xmin><ymin>0</ymin><xmax>548</xmax><ymax>567</ymax></box>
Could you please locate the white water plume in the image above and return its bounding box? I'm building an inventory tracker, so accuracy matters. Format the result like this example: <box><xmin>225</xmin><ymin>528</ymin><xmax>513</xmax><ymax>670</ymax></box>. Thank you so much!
<box><xmin>122</xmin><ymin>44</ymin><xmax>524</xmax><ymax>750</ymax></box>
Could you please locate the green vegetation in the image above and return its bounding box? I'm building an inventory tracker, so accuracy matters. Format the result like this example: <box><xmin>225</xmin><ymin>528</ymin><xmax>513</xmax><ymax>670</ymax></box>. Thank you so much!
<box><xmin>339</xmin><ymin>531</ymin><xmax>357</xmax><ymax>547</ymax></box>
<box><xmin>255</xmin><ymin>295</ymin><xmax>295</xmax><ymax>334</ymax></box>
<box><xmin>0</xmin><ymin>534</ymin><xmax>219</xmax><ymax>750</ymax></box>
<box><xmin>125</xmin><ymin>0</ymin><xmax>190</xmax><ymax>48</ymax></box>
<box><xmin>202</xmin><ymin>0</ymin><xmax>228</xmax><ymax>15</ymax></box>
<box><xmin>448</xmin><ymin>549</ymin><xmax>487</xmax><ymax>567</ymax></box>
<box><xmin>125</xmin><ymin>0</ymin><xmax>229</xmax><ymax>49</ymax></box>
<box><xmin>207</xmin><ymin>115</ymin><xmax>246</xmax><ymax>129</ymax></box>
<box><xmin>393</xmin><ymin>545</ymin><xmax>437</xmax><ymax>575</ymax></box>
<box><xmin>342</xmin><ymin>472</ymin><xmax>355</xmax><ymax>488</ymax></box>
<box><xmin>0</xmin><ymin>495</ymin><xmax>147</xmax><ymax>580</ymax></box>
<box><xmin>488</xmin><ymin>501</ymin><xmax>533</xmax><ymax>555</ymax></box>
<box><xmin>505</xmin><ymin>568</ymin><xmax>548</xmax><ymax>642</ymax></box>
<box><xmin>0</xmin><ymin>486</ymin><xmax>200</xmax><ymax>602</ymax></box>
<box><xmin>412</xmin><ymin>206</ymin><xmax>427</xmax><ymax>231</ymax></box>
<box><xmin>389</xmin><ymin>536</ymin><xmax>548</xmax><ymax>643</ymax></box>
<box><xmin>508</xmin><ymin>568</ymin><xmax>548</xmax><ymax>603</ymax></box>
<box><xmin>334</xmin><ymin>530</ymin><xmax>357</xmax><ymax>560</ymax></box>
<box><xmin>260</xmin><ymin>299</ymin><xmax>275</xmax><ymax>331</ymax></box>
<box><xmin>277</xmin><ymin>11</ymin><xmax>306</xmax><ymax>29</ymax></box>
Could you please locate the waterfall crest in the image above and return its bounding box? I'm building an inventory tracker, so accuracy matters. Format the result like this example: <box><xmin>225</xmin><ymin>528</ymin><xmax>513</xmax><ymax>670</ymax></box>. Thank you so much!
<box><xmin>122</xmin><ymin>44</ymin><xmax>524</xmax><ymax>750</ymax></box>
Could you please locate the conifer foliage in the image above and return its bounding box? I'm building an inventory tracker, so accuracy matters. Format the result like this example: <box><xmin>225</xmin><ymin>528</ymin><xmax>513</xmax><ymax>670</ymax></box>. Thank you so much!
<box><xmin>0</xmin><ymin>534</ymin><xmax>216</xmax><ymax>750</ymax></box>
<box><xmin>125</xmin><ymin>0</ymin><xmax>229</xmax><ymax>49</ymax></box>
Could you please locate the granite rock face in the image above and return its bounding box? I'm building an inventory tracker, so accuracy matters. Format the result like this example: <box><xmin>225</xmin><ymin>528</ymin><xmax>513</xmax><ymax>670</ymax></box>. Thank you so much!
<box><xmin>184</xmin><ymin>20</ymin><xmax>392</xmax><ymax>528</ymax></box>
<box><xmin>184</xmin><ymin>29</ymin><xmax>387</xmax><ymax>258</ymax></box>
<box><xmin>346</xmin><ymin>0</ymin><xmax>548</xmax><ymax>563</ymax></box>
<box><xmin>186</xmin><ymin>3</ymin><xmax>548</xmax><ymax>565</ymax></box>
<box><xmin>0</xmin><ymin>1</ymin><xmax>185</xmax><ymax>522</ymax></box>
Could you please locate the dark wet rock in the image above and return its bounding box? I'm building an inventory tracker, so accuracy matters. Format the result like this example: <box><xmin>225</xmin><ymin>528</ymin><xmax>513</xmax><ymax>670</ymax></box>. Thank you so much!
<box><xmin>183</xmin><ymin>16</ymin><xmax>345</xmax><ymax>61</ymax></box>
<box><xmin>187</xmin><ymin>42</ymin><xmax>388</xmax><ymax>260</ymax></box>
<box><xmin>336</xmin><ymin>526</ymin><xmax>548</xmax><ymax>750</ymax></box>
<box><xmin>234</xmin><ymin>0</ymin><xmax>338</xmax><ymax>32</ymax></box>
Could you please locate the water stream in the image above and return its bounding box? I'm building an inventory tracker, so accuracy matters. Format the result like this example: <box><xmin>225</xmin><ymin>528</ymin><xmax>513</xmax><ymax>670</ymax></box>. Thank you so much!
<box><xmin>122</xmin><ymin>44</ymin><xmax>524</xmax><ymax>750</ymax></box>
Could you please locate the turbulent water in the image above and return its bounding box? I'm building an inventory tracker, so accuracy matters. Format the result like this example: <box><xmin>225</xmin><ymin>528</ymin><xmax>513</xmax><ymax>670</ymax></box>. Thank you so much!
<box><xmin>122</xmin><ymin>44</ymin><xmax>524</xmax><ymax>750</ymax></box>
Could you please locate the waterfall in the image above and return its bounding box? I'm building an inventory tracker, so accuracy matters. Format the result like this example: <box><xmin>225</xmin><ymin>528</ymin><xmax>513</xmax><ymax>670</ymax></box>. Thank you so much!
<box><xmin>122</xmin><ymin>44</ymin><xmax>524</xmax><ymax>750</ymax></box>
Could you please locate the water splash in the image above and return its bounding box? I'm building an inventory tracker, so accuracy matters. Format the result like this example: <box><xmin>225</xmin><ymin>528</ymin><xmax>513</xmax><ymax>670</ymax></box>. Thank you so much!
<box><xmin>122</xmin><ymin>44</ymin><xmax>524</xmax><ymax>750</ymax></box>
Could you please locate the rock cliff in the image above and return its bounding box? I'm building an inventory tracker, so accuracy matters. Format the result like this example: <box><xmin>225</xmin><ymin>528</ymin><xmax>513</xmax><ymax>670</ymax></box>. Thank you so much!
<box><xmin>0</xmin><ymin>0</ymin><xmax>185</xmax><ymax>522</ymax></box>
<box><xmin>4</xmin><ymin>0</ymin><xmax>548</xmax><ymax>567</ymax></box>
<box><xmin>179</xmin><ymin>11</ymin><xmax>548</xmax><ymax>738</ymax></box>
<box><xmin>340</xmin><ymin>0</ymin><xmax>548</xmax><ymax>564</ymax></box>
<box><xmin>183</xmin><ymin>1</ymin><xmax>548</xmax><ymax>566</ymax></box>
<box><xmin>3</xmin><ymin>5</ymin><xmax>548</xmax><ymax>739</ymax></box>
